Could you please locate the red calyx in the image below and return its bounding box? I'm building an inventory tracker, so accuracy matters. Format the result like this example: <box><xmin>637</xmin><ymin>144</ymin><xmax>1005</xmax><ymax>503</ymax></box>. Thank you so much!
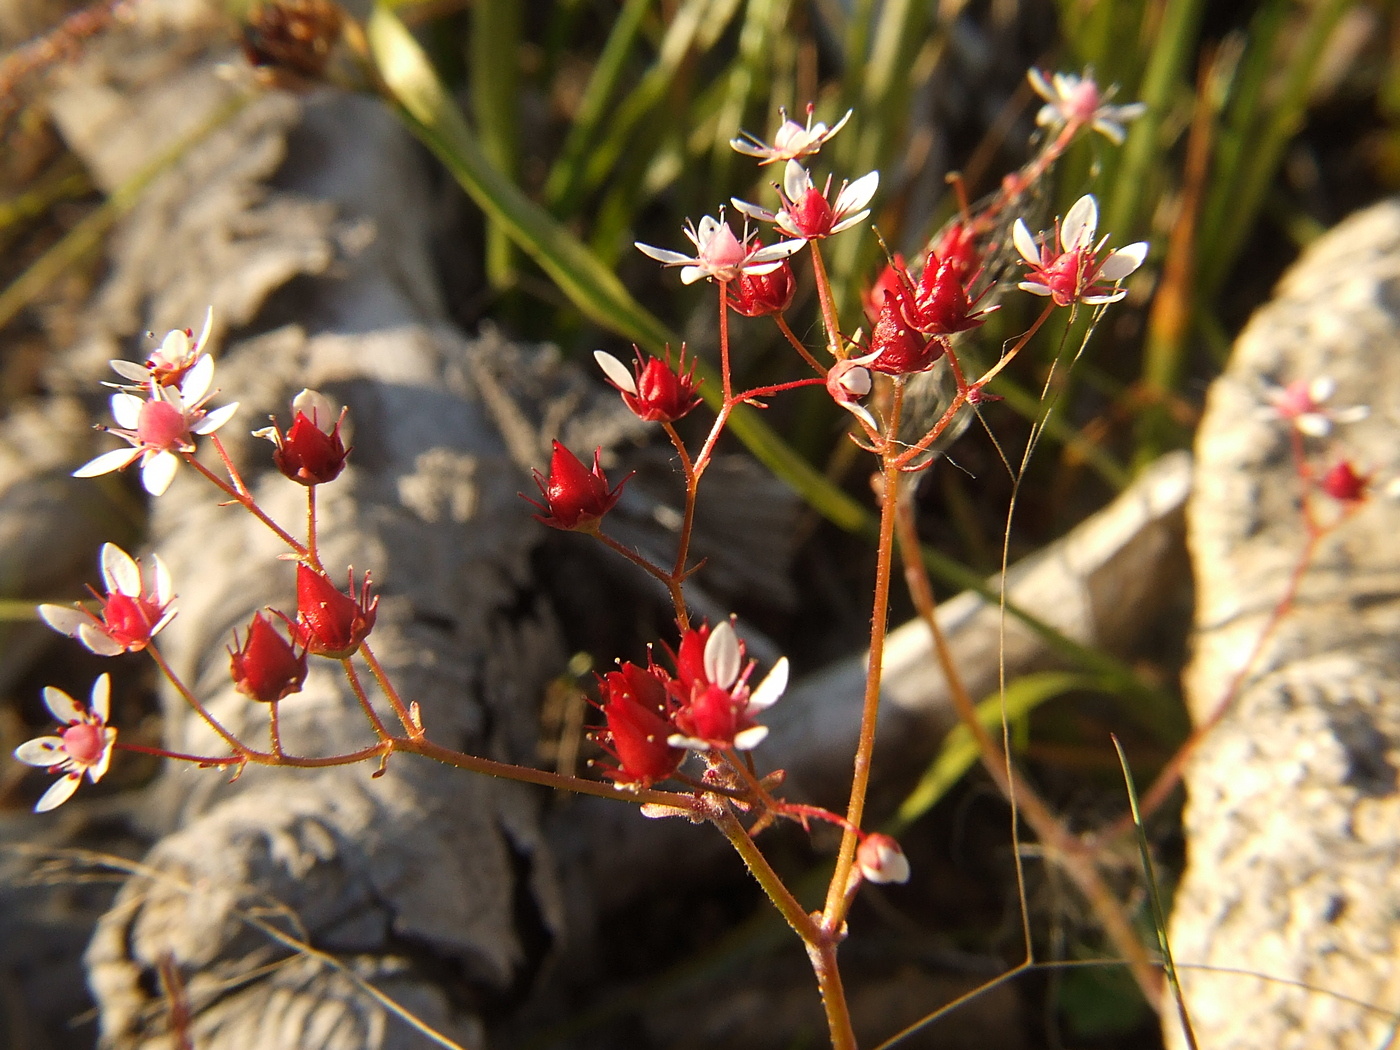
<box><xmin>595</xmin><ymin>662</ymin><xmax>683</xmax><ymax>786</ymax></box>
<box><xmin>274</xmin><ymin>410</ymin><xmax>349</xmax><ymax>486</ymax></box>
<box><xmin>1321</xmin><ymin>461</ymin><xmax>1369</xmax><ymax>504</ymax></box>
<box><xmin>865</xmin><ymin>299</ymin><xmax>943</xmax><ymax>376</ymax></box>
<box><xmin>230</xmin><ymin>612</ymin><xmax>308</xmax><ymax>702</ymax></box>
<box><xmin>786</xmin><ymin>187</ymin><xmax>835</xmax><ymax>239</ymax></box>
<box><xmin>626</xmin><ymin>350</ymin><xmax>702</xmax><ymax>423</ymax></box>
<box><xmin>290</xmin><ymin>563</ymin><xmax>377</xmax><ymax>658</ymax></box>
<box><xmin>524</xmin><ymin>441</ymin><xmax>629</xmax><ymax>531</ymax></box>
<box><xmin>729</xmin><ymin>257</ymin><xmax>796</xmax><ymax>317</ymax></box>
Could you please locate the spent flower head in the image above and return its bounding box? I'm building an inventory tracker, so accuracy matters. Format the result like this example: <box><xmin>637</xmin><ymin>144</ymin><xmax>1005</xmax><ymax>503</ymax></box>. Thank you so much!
<box><xmin>636</xmin><ymin>212</ymin><xmax>804</xmax><ymax>285</ymax></box>
<box><xmin>40</xmin><ymin>542</ymin><xmax>175</xmax><ymax>656</ymax></box>
<box><xmin>730</xmin><ymin>103</ymin><xmax>853</xmax><ymax>165</ymax></box>
<box><xmin>733</xmin><ymin>160</ymin><xmax>878</xmax><ymax>241</ymax></box>
<box><xmin>74</xmin><ymin>354</ymin><xmax>239</xmax><ymax>496</ymax></box>
<box><xmin>13</xmin><ymin>675</ymin><xmax>117</xmax><ymax>812</ymax></box>
<box><xmin>1013</xmin><ymin>194</ymin><xmax>1148</xmax><ymax>307</ymax></box>
<box><xmin>1027</xmin><ymin>68</ymin><xmax>1146</xmax><ymax>146</ymax></box>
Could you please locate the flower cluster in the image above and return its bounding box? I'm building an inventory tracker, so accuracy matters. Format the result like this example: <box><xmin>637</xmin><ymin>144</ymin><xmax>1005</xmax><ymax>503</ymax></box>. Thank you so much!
<box><xmin>593</xmin><ymin>621</ymin><xmax>789</xmax><ymax>786</ymax></box>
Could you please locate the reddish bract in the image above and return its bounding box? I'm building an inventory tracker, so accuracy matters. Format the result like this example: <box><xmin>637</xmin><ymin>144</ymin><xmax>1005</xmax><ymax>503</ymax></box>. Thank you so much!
<box><xmin>729</xmin><ymin>256</ymin><xmax>796</xmax><ymax>317</ymax></box>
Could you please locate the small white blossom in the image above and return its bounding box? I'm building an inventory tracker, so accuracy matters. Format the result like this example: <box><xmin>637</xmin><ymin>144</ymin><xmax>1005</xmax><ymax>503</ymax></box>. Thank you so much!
<box><xmin>13</xmin><ymin>675</ymin><xmax>116</xmax><ymax>812</ymax></box>
<box><xmin>1013</xmin><ymin>195</ymin><xmax>1148</xmax><ymax>306</ymax></box>
<box><xmin>730</xmin><ymin>104</ymin><xmax>853</xmax><ymax>165</ymax></box>
<box><xmin>636</xmin><ymin>212</ymin><xmax>804</xmax><ymax>284</ymax></box>
<box><xmin>1028</xmin><ymin>68</ymin><xmax>1146</xmax><ymax>146</ymax></box>
<box><xmin>108</xmin><ymin>308</ymin><xmax>215</xmax><ymax>392</ymax></box>
<box><xmin>733</xmin><ymin>160</ymin><xmax>878</xmax><ymax>241</ymax></box>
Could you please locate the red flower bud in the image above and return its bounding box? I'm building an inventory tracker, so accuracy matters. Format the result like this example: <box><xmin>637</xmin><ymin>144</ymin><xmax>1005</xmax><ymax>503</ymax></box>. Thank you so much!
<box><xmin>856</xmin><ymin>833</ymin><xmax>911</xmax><ymax>884</ymax></box>
<box><xmin>1321</xmin><ymin>460</ymin><xmax>1369</xmax><ymax>505</ymax></box>
<box><xmin>908</xmin><ymin>253</ymin><xmax>989</xmax><ymax>335</ymax></box>
<box><xmin>289</xmin><ymin>563</ymin><xmax>377</xmax><ymax>658</ymax></box>
<box><xmin>594</xmin><ymin>662</ymin><xmax>683</xmax><ymax>787</ymax></box>
<box><xmin>524</xmin><ymin>441</ymin><xmax>629</xmax><ymax>531</ymax></box>
<box><xmin>230</xmin><ymin>612</ymin><xmax>308</xmax><ymax>702</ymax></box>
<box><xmin>863</xmin><ymin>254</ymin><xmax>906</xmax><ymax>323</ymax></box>
<box><xmin>595</xmin><ymin>347</ymin><xmax>702</xmax><ymax>424</ymax></box>
<box><xmin>257</xmin><ymin>389</ymin><xmax>350</xmax><ymax>486</ymax></box>
<box><xmin>729</xmin><ymin>256</ymin><xmax>796</xmax><ymax>317</ymax></box>
<box><xmin>865</xmin><ymin>298</ymin><xmax>943</xmax><ymax>375</ymax></box>
<box><xmin>931</xmin><ymin>220</ymin><xmax>978</xmax><ymax>280</ymax></box>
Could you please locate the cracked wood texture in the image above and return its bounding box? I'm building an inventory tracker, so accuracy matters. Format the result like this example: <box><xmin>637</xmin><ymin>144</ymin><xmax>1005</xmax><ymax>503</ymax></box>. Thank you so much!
<box><xmin>1168</xmin><ymin>199</ymin><xmax>1400</xmax><ymax>1048</ymax></box>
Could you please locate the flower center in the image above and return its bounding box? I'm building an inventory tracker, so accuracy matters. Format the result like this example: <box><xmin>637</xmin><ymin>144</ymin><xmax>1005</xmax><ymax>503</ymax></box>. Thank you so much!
<box><xmin>136</xmin><ymin>399</ymin><xmax>189</xmax><ymax>450</ymax></box>
<box><xmin>62</xmin><ymin>722</ymin><xmax>105</xmax><ymax>765</ymax></box>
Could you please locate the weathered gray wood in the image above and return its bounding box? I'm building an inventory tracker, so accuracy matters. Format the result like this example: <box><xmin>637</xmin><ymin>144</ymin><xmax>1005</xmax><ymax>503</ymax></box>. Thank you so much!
<box><xmin>1169</xmin><ymin>199</ymin><xmax>1400</xmax><ymax>1049</ymax></box>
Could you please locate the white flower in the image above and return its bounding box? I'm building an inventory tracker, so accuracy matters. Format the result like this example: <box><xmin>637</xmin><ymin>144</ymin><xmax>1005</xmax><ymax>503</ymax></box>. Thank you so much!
<box><xmin>636</xmin><ymin>212</ymin><xmax>804</xmax><ymax>284</ymax></box>
<box><xmin>1262</xmin><ymin>376</ymin><xmax>1368</xmax><ymax>437</ymax></box>
<box><xmin>1027</xmin><ymin>68</ymin><xmax>1146</xmax><ymax>146</ymax></box>
<box><xmin>74</xmin><ymin>354</ymin><xmax>239</xmax><ymax>496</ymax></box>
<box><xmin>732</xmin><ymin>160</ymin><xmax>878</xmax><ymax>241</ymax></box>
<box><xmin>13</xmin><ymin>675</ymin><xmax>117</xmax><ymax>812</ymax></box>
<box><xmin>1012</xmin><ymin>195</ymin><xmax>1148</xmax><ymax>307</ymax></box>
<box><xmin>108</xmin><ymin>307</ymin><xmax>215</xmax><ymax>392</ymax></box>
<box><xmin>730</xmin><ymin>104</ymin><xmax>853</xmax><ymax>165</ymax></box>
<box><xmin>39</xmin><ymin>543</ymin><xmax>176</xmax><ymax>656</ymax></box>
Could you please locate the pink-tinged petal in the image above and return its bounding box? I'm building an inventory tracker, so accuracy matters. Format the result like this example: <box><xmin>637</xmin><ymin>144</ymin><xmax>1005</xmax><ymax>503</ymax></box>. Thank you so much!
<box><xmin>593</xmin><ymin>351</ymin><xmax>637</xmax><ymax>394</ymax></box>
<box><xmin>835</xmin><ymin>171</ymin><xmax>879</xmax><ymax>215</ymax></box>
<box><xmin>35</xmin><ymin>773</ymin><xmax>82</xmax><ymax>812</ymax></box>
<box><xmin>1012</xmin><ymin>220</ymin><xmax>1040</xmax><ymax>265</ymax></box>
<box><xmin>149</xmin><ymin>554</ymin><xmax>173</xmax><ymax>605</ymax></box>
<box><xmin>1018</xmin><ymin>280</ymin><xmax>1053</xmax><ymax>297</ymax></box>
<box><xmin>1062</xmin><ymin>195</ymin><xmax>1098</xmax><ymax>250</ymax></box>
<box><xmin>101</xmin><ymin>543</ymin><xmax>142</xmax><ymax>596</ymax></box>
<box><xmin>111</xmin><ymin>393</ymin><xmax>144</xmax><ymax>429</ymax></box>
<box><xmin>110</xmin><ymin>360</ymin><xmax>150</xmax><ymax>383</ymax></box>
<box><xmin>747</xmin><ymin>657</ymin><xmax>788</xmax><ymax>711</ymax></box>
<box><xmin>193</xmin><ymin>402</ymin><xmax>239</xmax><ymax>435</ymax></box>
<box><xmin>89</xmin><ymin>673</ymin><xmax>111</xmax><ymax>723</ymax></box>
<box><xmin>77</xmin><ymin>623</ymin><xmax>125</xmax><ymax>656</ymax></box>
<box><xmin>14</xmin><ymin>736</ymin><xmax>65</xmax><ymax>766</ymax></box>
<box><xmin>142</xmin><ymin>451</ymin><xmax>179</xmax><ymax>496</ymax></box>
<box><xmin>89</xmin><ymin>727</ymin><xmax>117</xmax><ymax>781</ymax></box>
<box><xmin>42</xmin><ymin>685</ymin><xmax>85</xmax><ymax>724</ymax></box>
<box><xmin>703</xmin><ymin>621</ymin><xmax>742</xmax><ymax>690</ymax></box>
<box><xmin>39</xmin><ymin>604</ymin><xmax>91</xmax><ymax>638</ymax></box>
<box><xmin>181</xmin><ymin>354</ymin><xmax>214</xmax><ymax>403</ymax></box>
<box><xmin>1099</xmin><ymin>241</ymin><xmax>1148</xmax><ymax>280</ymax></box>
<box><xmin>74</xmin><ymin>448</ymin><xmax>140</xmax><ymax>479</ymax></box>
<box><xmin>635</xmin><ymin>243</ymin><xmax>694</xmax><ymax>266</ymax></box>
<box><xmin>732</xmin><ymin>725</ymin><xmax>769</xmax><ymax>750</ymax></box>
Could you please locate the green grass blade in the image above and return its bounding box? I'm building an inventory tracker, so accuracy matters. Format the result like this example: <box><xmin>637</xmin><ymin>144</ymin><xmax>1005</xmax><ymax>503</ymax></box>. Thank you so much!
<box><xmin>1111</xmin><ymin>734</ymin><xmax>1199</xmax><ymax>1050</ymax></box>
<box><xmin>470</xmin><ymin>0</ymin><xmax>523</xmax><ymax>288</ymax></box>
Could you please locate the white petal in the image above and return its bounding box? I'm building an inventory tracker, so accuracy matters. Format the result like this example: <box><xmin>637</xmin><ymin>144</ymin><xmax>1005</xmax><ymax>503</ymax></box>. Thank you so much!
<box><xmin>109</xmin><ymin>360</ymin><xmax>150</xmax><ymax>383</ymax></box>
<box><xmin>824</xmin><ymin>109</ymin><xmax>853</xmax><ymax>141</ymax></box>
<box><xmin>193</xmin><ymin>402</ymin><xmax>239</xmax><ymax>435</ymax></box>
<box><xmin>193</xmin><ymin>306</ymin><xmax>214</xmax><ymax>353</ymax></box>
<box><xmin>1012</xmin><ymin>220</ymin><xmax>1040</xmax><ymax>265</ymax></box>
<box><xmin>35</xmin><ymin>774</ymin><xmax>82</xmax><ymax>812</ymax></box>
<box><xmin>666</xmin><ymin>733</ymin><xmax>712</xmax><ymax>751</ymax></box>
<box><xmin>1080</xmin><ymin>289</ymin><xmax>1128</xmax><ymax>305</ymax></box>
<box><xmin>733</xmin><ymin>725</ymin><xmax>769</xmax><ymax>750</ymax></box>
<box><xmin>182</xmin><ymin>354</ymin><xmax>214</xmax><ymax>403</ymax></box>
<box><xmin>39</xmin><ymin>604</ymin><xmax>90</xmax><ymax>638</ymax></box>
<box><xmin>740</xmin><ymin>259</ymin><xmax>783</xmax><ymax>277</ymax></box>
<box><xmin>74</xmin><ymin>447</ymin><xmax>138</xmax><ymax>479</ymax></box>
<box><xmin>835</xmin><ymin>171</ymin><xmax>879</xmax><ymax>216</ymax></box>
<box><xmin>89</xmin><ymin>728</ymin><xmax>116</xmax><ymax>781</ymax></box>
<box><xmin>730</xmin><ymin>138</ymin><xmax>767</xmax><ymax>158</ymax></box>
<box><xmin>730</xmin><ymin>198</ymin><xmax>775</xmax><ymax>223</ymax></box>
<box><xmin>1099</xmin><ymin>241</ymin><xmax>1149</xmax><ymax>280</ymax></box>
<box><xmin>679</xmin><ymin>266</ymin><xmax>706</xmax><ymax>285</ymax></box>
<box><xmin>1027</xmin><ymin>67</ymin><xmax>1054</xmax><ymax>101</ymax></box>
<box><xmin>89</xmin><ymin>674</ymin><xmax>111</xmax><ymax>723</ymax></box>
<box><xmin>78</xmin><ymin>623</ymin><xmax>125</xmax><ymax>657</ymax></box>
<box><xmin>157</xmin><ymin>327</ymin><xmax>191</xmax><ymax>365</ymax></box>
<box><xmin>14</xmin><ymin>737</ymin><xmax>65</xmax><ymax>766</ymax></box>
<box><xmin>704</xmin><ymin>621</ymin><xmax>742</xmax><ymax>689</ymax></box>
<box><xmin>696</xmin><ymin>214</ymin><xmax>721</xmax><ymax>241</ymax></box>
<box><xmin>747</xmin><ymin>657</ymin><xmax>788</xmax><ymax>711</ymax></box>
<box><xmin>1092</xmin><ymin>118</ymin><xmax>1126</xmax><ymax>146</ymax></box>
<box><xmin>1018</xmin><ymin>281</ymin><xmax>1052</xmax><ymax>297</ymax></box>
<box><xmin>842</xmin><ymin>400</ymin><xmax>880</xmax><ymax>432</ymax></box>
<box><xmin>1334</xmin><ymin>406</ymin><xmax>1370</xmax><ymax>424</ymax></box>
<box><xmin>1308</xmin><ymin>376</ymin><xmax>1337</xmax><ymax>403</ymax></box>
<box><xmin>1062</xmin><ymin>195</ymin><xmax>1099</xmax><ymax>250</ymax></box>
<box><xmin>828</xmin><ymin>210</ymin><xmax>872</xmax><ymax>236</ymax></box>
<box><xmin>100</xmin><ymin>543</ymin><xmax>140</xmax><ymax>596</ymax></box>
<box><xmin>111</xmin><ymin>393</ymin><xmax>144</xmax><ymax>429</ymax></box>
<box><xmin>782</xmin><ymin>159</ymin><xmax>813</xmax><ymax>201</ymax></box>
<box><xmin>142</xmin><ymin>452</ymin><xmax>179</xmax><ymax>496</ymax></box>
<box><xmin>1296</xmin><ymin>413</ymin><xmax>1333</xmax><ymax>438</ymax></box>
<box><xmin>42</xmin><ymin>685</ymin><xmax>85</xmax><ymax>724</ymax></box>
<box><xmin>149</xmin><ymin>553</ymin><xmax>173</xmax><ymax>604</ymax></box>
<box><xmin>750</xmin><ymin>238</ymin><xmax>805</xmax><ymax>262</ymax></box>
<box><xmin>292</xmin><ymin>389</ymin><xmax>337</xmax><ymax>430</ymax></box>
<box><xmin>635</xmin><ymin>242</ymin><xmax>695</xmax><ymax>266</ymax></box>
<box><xmin>594</xmin><ymin>351</ymin><xmax>638</xmax><ymax>394</ymax></box>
